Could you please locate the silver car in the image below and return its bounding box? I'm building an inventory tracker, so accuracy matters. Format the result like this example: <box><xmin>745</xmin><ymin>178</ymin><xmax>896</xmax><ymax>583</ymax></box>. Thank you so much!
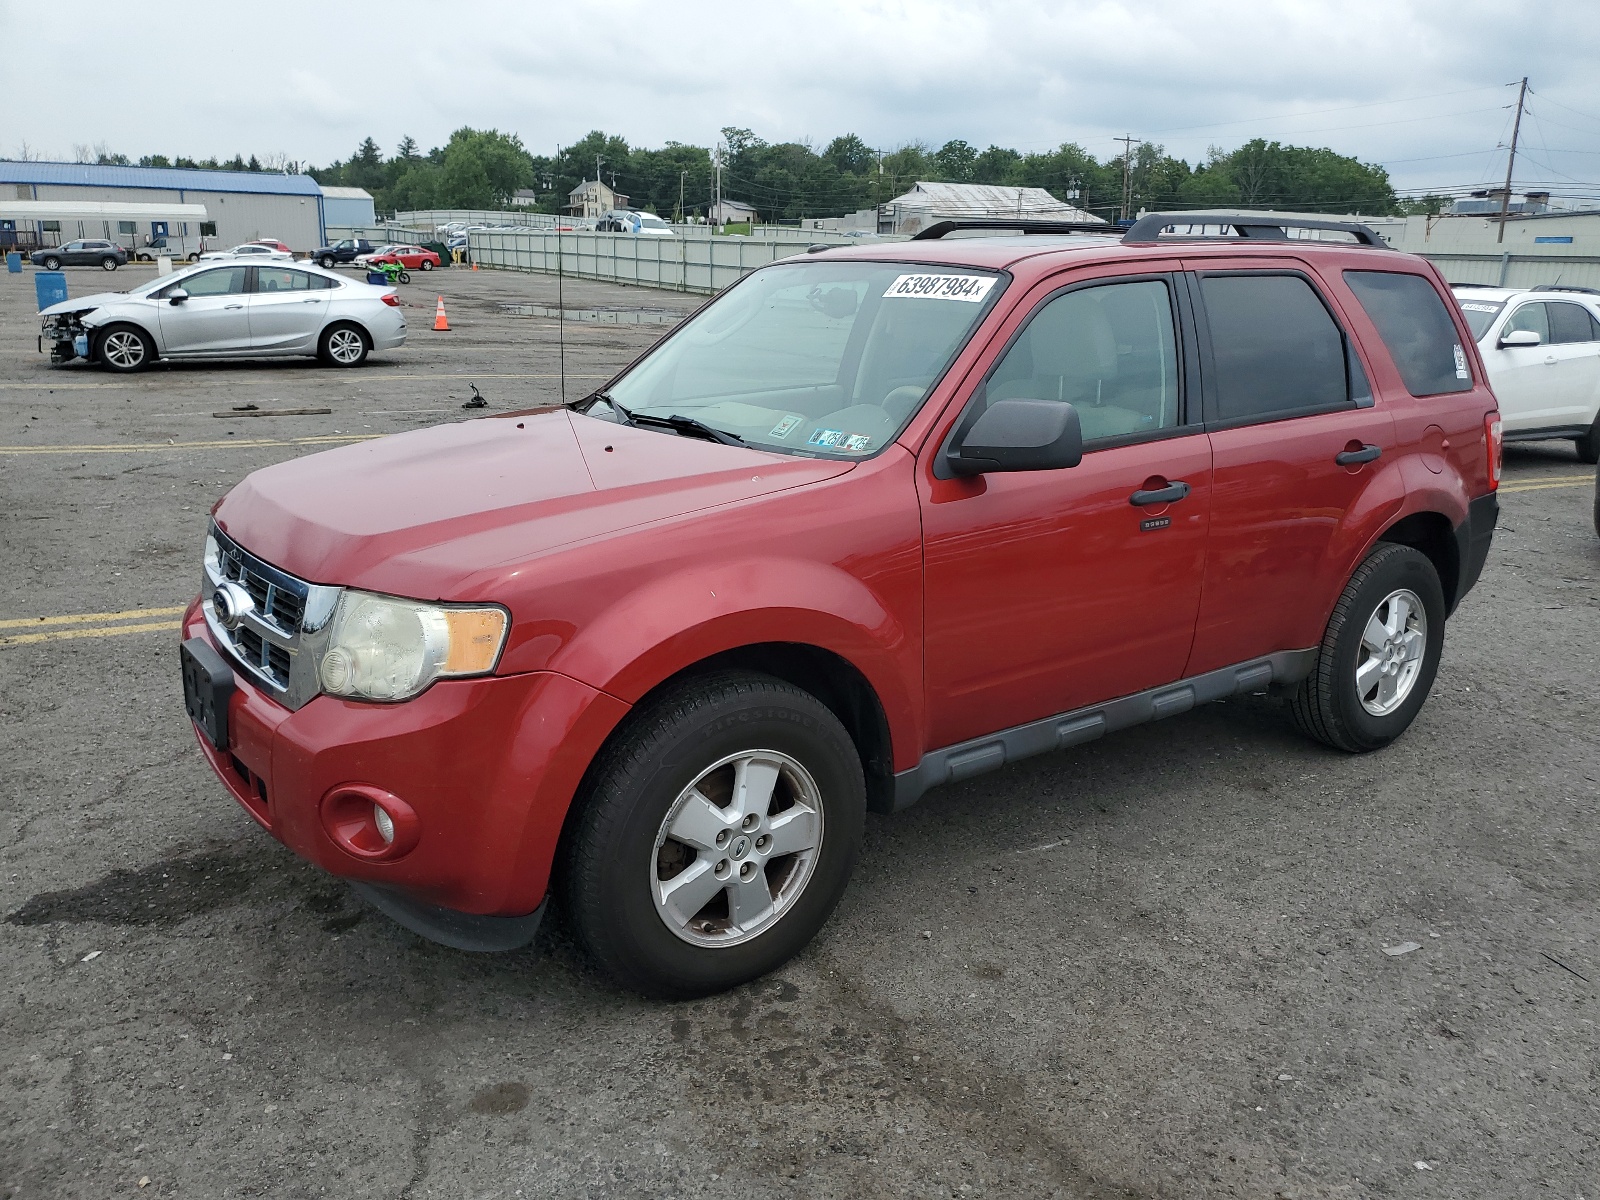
<box><xmin>198</xmin><ymin>243</ymin><xmax>295</xmax><ymax>263</ymax></box>
<box><xmin>38</xmin><ymin>260</ymin><xmax>407</xmax><ymax>372</ymax></box>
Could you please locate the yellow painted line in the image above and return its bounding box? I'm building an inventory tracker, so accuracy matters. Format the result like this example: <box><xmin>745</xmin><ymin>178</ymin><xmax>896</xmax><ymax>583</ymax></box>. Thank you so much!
<box><xmin>0</xmin><ymin>605</ymin><xmax>186</xmax><ymax>631</ymax></box>
<box><xmin>0</xmin><ymin>434</ymin><xmax>379</xmax><ymax>455</ymax></box>
<box><xmin>1499</xmin><ymin>479</ymin><xmax>1592</xmax><ymax>494</ymax></box>
<box><xmin>0</xmin><ymin>620</ymin><xmax>181</xmax><ymax>648</ymax></box>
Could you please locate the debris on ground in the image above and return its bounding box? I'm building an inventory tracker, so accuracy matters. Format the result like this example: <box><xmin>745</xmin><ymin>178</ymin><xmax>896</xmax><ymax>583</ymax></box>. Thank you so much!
<box><xmin>462</xmin><ymin>383</ymin><xmax>488</xmax><ymax>409</ymax></box>
<box><xmin>1383</xmin><ymin>942</ymin><xmax>1422</xmax><ymax>956</ymax></box>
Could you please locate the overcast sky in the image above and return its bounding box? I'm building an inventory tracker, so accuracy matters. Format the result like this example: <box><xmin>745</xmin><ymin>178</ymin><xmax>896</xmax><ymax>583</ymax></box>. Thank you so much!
<box><xmin>7</xmin><ymin>0</ymin><xmax>1599</xmax><ymax>198</ymax></box>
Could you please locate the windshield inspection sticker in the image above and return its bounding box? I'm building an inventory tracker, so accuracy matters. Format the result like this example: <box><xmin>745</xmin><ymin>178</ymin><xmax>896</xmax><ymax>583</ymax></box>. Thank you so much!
<box><xmin>883</xmin><ymin>273</ymin><xmax>996</xmax><ymax>303</ymax></box>
<box><xmin>842</xmin><ymin>434</ymin><xmax>874</xmax><ymax>451</ymax></box>
<box><xmin>807</xmin><ymin>428</ymin><xmax>845</xmax><ymax>447</ymax></box>
<box><xmin>1459</xmin><ymin>302</ymin><xmax>1500</xmax><ymax>314</ymax></box>
<box><xmin>1453</xmin><ymin>343</ymin><xmax>1470</xmax><ymax>380</ymax></box>
<box><xmin>769</xmin><ymin>414</ymin><xmax>803</xmax><ymax>439</ymax></box>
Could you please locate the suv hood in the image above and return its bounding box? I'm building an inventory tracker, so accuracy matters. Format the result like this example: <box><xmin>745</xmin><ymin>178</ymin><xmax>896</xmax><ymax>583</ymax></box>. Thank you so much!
<box><xmin>215</xmin><ymin>408</ymin><xmax>854</xmax><ymax>598</ymax></box>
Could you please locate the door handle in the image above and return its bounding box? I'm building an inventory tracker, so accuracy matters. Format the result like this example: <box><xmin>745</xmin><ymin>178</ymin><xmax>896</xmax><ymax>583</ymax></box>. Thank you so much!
<box><xmin>1335</xmin><ymin>444</ymin><xmax>1382</xmax><ymax>466</ymax></box>
<box><xmin>1544</xmin><ymin>355</ymin><xmax>1558</xmax><ymax>365</ymax></box>
<box><xmin>223</xmin><ymin>303</ymin><xmax>244</xmax><ymax>310</ymax></box>
<box><xmin>302</xmin><ymin>297</ymin><xmax>320</xmax><ymax>303</ymax></box>
<box><xmin>1129</xmin><ymin>480</ymin><xmax>1190</xmax><ymax>506</ymax></box>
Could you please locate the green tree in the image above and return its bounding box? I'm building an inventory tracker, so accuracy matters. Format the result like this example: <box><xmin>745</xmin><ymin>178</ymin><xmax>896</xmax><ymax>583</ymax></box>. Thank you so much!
<box><xmin>934</xmin><ymin>139</ymin><xmax>977</xmax><ymax>183</ymax></box>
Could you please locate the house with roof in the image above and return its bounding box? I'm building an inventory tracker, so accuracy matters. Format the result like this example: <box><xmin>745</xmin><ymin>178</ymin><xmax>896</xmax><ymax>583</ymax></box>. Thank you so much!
<box><xmin>566</xmin><ymin>179</ymin><xmax>628</xmax><ymax>219</ymax></box>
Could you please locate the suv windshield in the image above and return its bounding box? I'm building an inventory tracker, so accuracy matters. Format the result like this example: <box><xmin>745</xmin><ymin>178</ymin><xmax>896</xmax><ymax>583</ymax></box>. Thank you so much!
<box><xmin>1456</xmin><ymin>297</ymin><xmax>1505</xmax><ymax>341</ymax></box>
<box><xmin>599</xmin><ymin>260</ymin><xmax>1004</xmax><ymax>457</ymax></box>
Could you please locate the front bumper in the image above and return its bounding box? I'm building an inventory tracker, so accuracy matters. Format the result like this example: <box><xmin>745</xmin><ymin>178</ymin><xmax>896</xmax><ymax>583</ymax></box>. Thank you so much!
<box><xmin>182</xmin><ymin>600</ymin><xmax>629</xmax><ymax>925</ymax></box>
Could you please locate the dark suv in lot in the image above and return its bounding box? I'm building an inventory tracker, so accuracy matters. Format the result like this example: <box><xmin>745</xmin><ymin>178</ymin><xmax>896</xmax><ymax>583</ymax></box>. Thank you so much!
<box><xmin>31</xmin><ymin>240</ymin><xmax>127</xmax><ymax>271</ymax></box>
<box><xmin>181</xmin><ymin>213</ymin><xmax>1501</xmax><ymax>997</ymax></box>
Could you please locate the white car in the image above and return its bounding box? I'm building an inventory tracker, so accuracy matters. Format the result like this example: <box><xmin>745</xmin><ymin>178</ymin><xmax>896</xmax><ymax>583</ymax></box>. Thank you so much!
<box><xmin>353</xmin><ymin>244</ymin><xmax>400</xmax><ymax>266</ymax></box>
<box><xmin>198</xmin><ymin>243</ymin><xmax>295</xmax><ymax>263</ymax></box>
<box><xmin>38</xmin><ymin>259</ymin><xmax>407</xmax><ymax>372</ymax></box>
<box><xmin>1457</xmin><ymin>285</ymin><xmax>1600</xmax><ymax>463</ymax></box>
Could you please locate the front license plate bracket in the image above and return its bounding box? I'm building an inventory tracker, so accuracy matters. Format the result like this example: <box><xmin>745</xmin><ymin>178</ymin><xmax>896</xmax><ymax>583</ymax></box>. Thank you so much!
<box><xmin>181</xmin><ymin>637</ymin><xmax>235</xmax><ymax>750</ymax></box>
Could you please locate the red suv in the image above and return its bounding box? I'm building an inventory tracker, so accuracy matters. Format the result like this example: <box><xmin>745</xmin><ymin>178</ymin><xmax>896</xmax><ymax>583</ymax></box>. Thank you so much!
<box><xmin>180</xmin><ymin>213</ymin><xmax>1500</xmax><ymax>997</ymax></box>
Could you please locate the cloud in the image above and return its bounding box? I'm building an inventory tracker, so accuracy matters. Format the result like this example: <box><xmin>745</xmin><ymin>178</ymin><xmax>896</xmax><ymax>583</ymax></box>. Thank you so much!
<box><xmin>9</xmin><ymin>0</ymin><xmax>1598</xmax><ymax>194</ymax></box>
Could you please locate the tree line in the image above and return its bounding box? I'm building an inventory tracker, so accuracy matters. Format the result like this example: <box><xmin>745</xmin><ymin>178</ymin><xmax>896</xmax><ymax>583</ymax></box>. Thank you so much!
<box><xmin>46</xmin><ymin>128</ymin><xmax>1437</xmax><ymax>220</ymax></box>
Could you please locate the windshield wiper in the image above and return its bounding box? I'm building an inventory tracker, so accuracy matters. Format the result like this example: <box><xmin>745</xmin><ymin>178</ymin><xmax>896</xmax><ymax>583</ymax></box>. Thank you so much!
<box><xmin>580</xmin><ymin>389</ymin><xmax>636</xmax><ymax>425</ymax></box>
<box><xmin>630</xmin><ymin>412</ymin><xmax>745</xmax><ymax>446</ymax></box>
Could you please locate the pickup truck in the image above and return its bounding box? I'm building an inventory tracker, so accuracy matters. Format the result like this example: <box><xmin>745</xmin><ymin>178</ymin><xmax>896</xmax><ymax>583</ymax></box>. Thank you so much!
<box><xmin>311</xmin><ymin>239</ymin><xmax>378</xmax><ymax>269</ymax></box>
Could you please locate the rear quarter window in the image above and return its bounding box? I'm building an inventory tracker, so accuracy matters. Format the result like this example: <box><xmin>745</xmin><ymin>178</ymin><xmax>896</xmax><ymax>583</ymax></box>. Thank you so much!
<box><xmin>1344</xmin><ymin>271</ymin><xmax>1472</xmax><ymax>397</ymax></box>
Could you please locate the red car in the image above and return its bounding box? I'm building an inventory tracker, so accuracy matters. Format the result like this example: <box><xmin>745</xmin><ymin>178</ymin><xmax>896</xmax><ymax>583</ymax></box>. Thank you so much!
<box><xmin>181</xmin><ymin>213</ymin><xmax>1500</xmax><ymax>997</ymax></box>
<box><xmin>368</xmin><ymin>244</ymin><xmax>440</xmax><ymax>271</ymax></box>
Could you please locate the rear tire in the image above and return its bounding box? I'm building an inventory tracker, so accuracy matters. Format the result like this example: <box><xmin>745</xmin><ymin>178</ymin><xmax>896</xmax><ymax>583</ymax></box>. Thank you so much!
<box><xmin>101</xmin><ymin>257</ymin><xmax>119</xmax><ymax>271</ymax></box>
<box><xmin>397</xmin><ymin>270</ymin><xmax>411</xmax><ymax>284</ymax></box>
<box><xmin>318</xmin><ymin>323</ymin><xmax>369</xmax><ymax>367</ymax></box>
<box><xmin>1575</xmin><ymin>413</ymin><xmax>1600</xmax><ymax>465</ymax></box>
<box><xmin>561</xmin><ymin>671</ymin><xmax>865</xmax><ymax>999</ymax></box>
<box><xmin>420</xmin><ymin>258</ymin><xmax>433</xmax><ymax>271</ymax></box>
<box><xmin>42</xmin><ymin>256</ymin><xmax>60</xmax><ymax>270</ymax></box>
<box><xmin>1290</xmin><ymin>543</ymin><xmax>1446</xmax><ymax>753</ymax></box>
<box><xmin>95</xmin><ymin>324</ymin><xmax>154</xmax><ymax>372</ymax></box>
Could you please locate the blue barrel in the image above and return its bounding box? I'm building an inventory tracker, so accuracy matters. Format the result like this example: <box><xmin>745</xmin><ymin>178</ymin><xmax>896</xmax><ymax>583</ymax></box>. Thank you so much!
<box><xmin>366</xmin><ymin>271</ymin><xmax>387</xmax><ymax>285</ymax></box>
<box><xmin>5</xmin><ymin>251</ymin><xmax>20</xmax><ymax>273</ymax></box>
<box><xmin>35</xmin><ymin>271</ymin><xmax>68</xmax><ymax>310</ymax></box>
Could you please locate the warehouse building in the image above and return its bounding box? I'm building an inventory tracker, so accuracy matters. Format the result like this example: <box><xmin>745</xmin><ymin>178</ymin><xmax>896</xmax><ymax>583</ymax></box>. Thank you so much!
<box><xmin>0</xmin><ymin>161</ymin><xmax>327</xmax><ymax>254</ymax></box>
<box><xmin>319</xmin><ymin>185</ymin><xmax>376</xmax><ymax>228</ymax></box>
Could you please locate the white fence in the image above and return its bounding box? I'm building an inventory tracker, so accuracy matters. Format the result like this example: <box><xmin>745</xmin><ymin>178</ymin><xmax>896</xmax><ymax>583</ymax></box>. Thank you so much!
<box><xmin>467</xmin><ymin>230</ymin><xmax>847</xmax><ymax>293</ymax></box>
<box><xmin>1423</xmin><ymin>252</ymin><xmax>1600</xmax><ymax>291</ymax></box>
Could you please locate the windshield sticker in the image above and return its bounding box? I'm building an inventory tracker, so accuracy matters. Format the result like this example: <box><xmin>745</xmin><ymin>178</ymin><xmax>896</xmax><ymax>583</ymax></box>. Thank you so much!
<box><xmin>769</xmin><ymin>414</ymin><xmax>803</xmax><ymax>439</ymax></box>
<box><xmin>1452</xmin><ymin>343</ymin><xmax>1470</xmax><ymax>380</ymax></box>
<box><xmin>883</xmin><ymin>273</ymin><xmax>996</xmax><ymax>303</ymax></box>
<box><xmin>1459</xmin><ymin>302</ymin><xmax>1500</xmax><ymax>313</ymax></box>
<box><xmin>842</xmin><ymin>434</ymin><xmax>874</xmax><ymax>451</ymax></box>
<box><xmin>807</xmin><ymin>428</ymin><xmax>845</xmax><ymax>448</ymax></box>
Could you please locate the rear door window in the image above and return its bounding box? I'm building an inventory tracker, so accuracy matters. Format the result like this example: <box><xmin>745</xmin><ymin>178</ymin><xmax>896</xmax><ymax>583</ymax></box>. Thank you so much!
<box><xmin>1197</xmin><ymin>273</ymin><xmax>1349</xmax><ymax>422</ymax></box>
<box><xmin>1548</xmin><ymin>302</ymin><xmax>1599</xmax><ymax>345</ymax></box>
<box><xmin>1343</xmin><ymin>270</ymin><xmax>1473</xmax><ymax>395</ymax></box>
<box><xmin>256</xmin><ymin>267</ymin><xmax>313</xmax><ymax>292</ymax></box>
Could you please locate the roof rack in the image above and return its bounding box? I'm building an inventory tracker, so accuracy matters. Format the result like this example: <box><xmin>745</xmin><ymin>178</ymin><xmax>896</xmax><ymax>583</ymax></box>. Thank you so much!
<box><xmin>1120</xmin><ymin>212</ymin><xmax>1390</xmax><ymax>248</ymax></box>
<box><xmin>1534</xmin><ymin>284</ymin><xmax>1600</xmax><ymax>296</ymax></box>
<box><xmin>912</xmin><ymin>219</ymin><xmax>1116</xmax><ymax>241</ymax></box>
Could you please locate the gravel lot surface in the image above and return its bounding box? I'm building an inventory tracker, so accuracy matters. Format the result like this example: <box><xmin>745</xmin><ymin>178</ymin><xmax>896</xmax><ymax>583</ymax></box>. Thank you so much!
<box><xmin>1</xmin><ymin>261</ymin><xmax>1596</xmax><ymax>1199</ymax></box>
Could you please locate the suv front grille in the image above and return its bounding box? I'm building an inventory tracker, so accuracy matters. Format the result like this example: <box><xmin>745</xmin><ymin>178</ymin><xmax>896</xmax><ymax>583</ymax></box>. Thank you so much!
<box><xmin>204</xmin><ymin>526</ymin><xmax>314</xmax><ymax>696</ymax></box>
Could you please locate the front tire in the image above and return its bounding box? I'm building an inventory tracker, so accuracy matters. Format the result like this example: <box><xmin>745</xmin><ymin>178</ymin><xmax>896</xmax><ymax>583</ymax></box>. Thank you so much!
<box><xmin>318</xmin><ymin>323</ymin><xmax>369</xmax><ymax>367</ymax></box>
<box><xmin>1290</xmin><ymin>543</ymin><xmax>1446</xmax><ymax>753</ymax></box>
<box><xmin>95</xmin><ymin>324</ymin><xmax>154</xmax><ymax>372</ymax></box>
<box><xmin>41</xmin><ymin>256</ymin><xmax>61</xmax><ymax>270</ymax></box>
<box><xmin>320</xmin><ymin>255</ymin><xmax>336</xmax><ymax>269</ymax></box>
<box><xmin>562</xmin><ymin>671</ymin><xmax>866</xmax><ymax>999</ymax></box>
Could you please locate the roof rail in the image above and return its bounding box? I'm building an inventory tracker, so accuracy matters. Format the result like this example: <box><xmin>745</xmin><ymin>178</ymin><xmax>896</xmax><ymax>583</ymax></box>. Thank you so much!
<box><xmin>912</xmin><ymin>219</ymin><xmax>1116</xmax><ymax>241</ymax></box>
<box><xmin>1534</xmin><ymin>284</ymin><xmax>1600</xmax><ymax>296</ymax></box>
<box><xmin>1121</xmin><ymin>212</ymin><xmax>1390</xmax><ymax>248</ymax></box>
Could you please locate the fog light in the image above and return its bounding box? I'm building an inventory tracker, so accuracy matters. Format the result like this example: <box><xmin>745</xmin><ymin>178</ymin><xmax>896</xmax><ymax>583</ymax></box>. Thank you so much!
<box><xmin>373</xmin><ymin>804</ymin><xmax>395</xmax><ymax>844</ymax></box>
<box><xmin>319</xmin><ymin>784</ymin><xmax>419</xmax><ymax>860</ymax></box>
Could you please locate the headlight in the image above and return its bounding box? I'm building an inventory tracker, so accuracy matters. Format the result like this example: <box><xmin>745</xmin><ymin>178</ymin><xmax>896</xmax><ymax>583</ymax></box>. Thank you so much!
<box><xmin>317</xmin><ymin>590</ymin><xmax>508</xmax><ymax>702</ymax></box>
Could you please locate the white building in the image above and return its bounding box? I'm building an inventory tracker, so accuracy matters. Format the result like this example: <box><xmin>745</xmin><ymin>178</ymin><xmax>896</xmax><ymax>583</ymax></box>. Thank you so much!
<box><xmin>566</xmin><ymin>179</ymin><xmax>628</xmax><ymax>219</ymax></box>
<box><xmin>319</xmin><ymin>186</ymin><xmax>375</xmax><ymax>228</ymax></box>
<box><xmin>0</xmin><ymin>161</ymin><xmax>328</xmax><ymax>253</ymax></box>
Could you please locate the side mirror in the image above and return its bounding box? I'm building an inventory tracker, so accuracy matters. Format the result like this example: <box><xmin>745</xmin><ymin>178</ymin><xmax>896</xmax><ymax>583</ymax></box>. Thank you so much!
<box><xmin>167</xmin><ymin>288</ymin><xmax>189</xmax><ymax>305</ymax></box>
<box><xmin>1499</xmin><ymin>329</ymin><xmax>1540</xmax><ymax>348</ymax></box>
<box><xmin>947</xmin><ymin>398</ymin><xmax>1084</xmax><ymax>477</ymax></box>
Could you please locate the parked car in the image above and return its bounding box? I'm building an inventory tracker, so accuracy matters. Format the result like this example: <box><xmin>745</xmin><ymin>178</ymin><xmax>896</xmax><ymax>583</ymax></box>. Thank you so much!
<box><xmin>199</xmin><ymin>243</ymin><xmax>294</xmax><ymax>263</ymax></box>
<box><xmin>179</xmin><ymin>213</ymin><xmax>1499</xmax><ymax>998</ymax></box>
<box><xmin>312</xmin><ymin>238</ymin><xmax>379</xmax><ymax>268</ymax></box>
<box><xmin>368</xmin><ymin>244</ymin><xmax>442</xmax><ymax>271</ymax></box>
<box><xmin>595</xmin><ymin>209</ymin><xmax>676</xmax><ymax>237</ymax></box>
<box><xmin>251</xmin><ymin>239</ymin><xmax>293</xmax><ymax>254</ymax></box>
<box><xmin>30</xmin><ymin>240</ymin><xmax>127</xmax><ymax>271</ymax></box>
<box><xmin>353</xmin><ymin>244</ymin><xmax>399</xmax><ymax>267</ymax></box>
<box><xmin>132</xmin><ymin>236</ymin><xmax>204</xmax><ymax>263</ymax></box>
<box><xmin>39</xmin><ymin>260</ymin><xmax>405</xmax><ymax>371</ymax></box>
<box><xmin>1454</xmin><ymin>284</ymin><xmax>1600</xmax><ymax>462</ymax></box>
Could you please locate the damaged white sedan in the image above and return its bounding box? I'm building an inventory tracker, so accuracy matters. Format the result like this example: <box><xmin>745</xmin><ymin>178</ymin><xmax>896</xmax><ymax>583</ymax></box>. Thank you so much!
<box><xmin>39</xmin><ymin>260</ymin><xmax>407</xmax><ymax>372</ymax></box>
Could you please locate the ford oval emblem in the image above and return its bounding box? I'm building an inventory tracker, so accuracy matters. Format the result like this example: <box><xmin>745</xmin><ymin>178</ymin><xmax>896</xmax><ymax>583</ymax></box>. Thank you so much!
<box><xmin>212</xmin><ymin>580</ymin><xmax>254</xmax><ymax>631</ymax></box>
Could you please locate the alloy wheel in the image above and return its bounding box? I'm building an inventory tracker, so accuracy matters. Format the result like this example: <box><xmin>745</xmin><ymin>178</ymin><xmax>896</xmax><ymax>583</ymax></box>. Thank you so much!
<box><xmin>327</xmin><ymin>329</ymin><xmax>364</xmax><ymax>364</ymax></box>
<box><xmin>101</xmin><ymin>330</ymin><xmax>146</xmax><ymax>370</ymax></box>
<box><xmin>1356</xmin><ymin>588</ymin><xmax>1426</xmax><ymax>716</ymax></box>
<box><xmin>651</xmin><ymin>749</ymin><xmax>824</xmax><ymax>948</ymax></box>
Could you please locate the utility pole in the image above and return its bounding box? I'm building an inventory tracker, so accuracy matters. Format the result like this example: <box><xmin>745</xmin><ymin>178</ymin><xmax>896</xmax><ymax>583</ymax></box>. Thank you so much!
<box><xmin>1115</xmin><ymin>135</ymin><xmax>1141</xmax><ymax>222</ymax></box>
<box><xmin>1497</xmin><ymin>77</ymin><xmax>1529</xmax><ymax>245</ymax></box>
<box><xmin>678</xmin><ymin>170</ymin><xmax>686</xmax><ymax>223</ymax></box>
<box><xmin>713</xmin><ymin>144</ymin><xmax>723</xmax><ymax>230</ymax></box>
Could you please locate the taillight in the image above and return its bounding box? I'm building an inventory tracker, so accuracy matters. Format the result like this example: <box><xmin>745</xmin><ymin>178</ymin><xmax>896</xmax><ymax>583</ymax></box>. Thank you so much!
<box><xmin>381</xmin><ymin>292</ymin><xmax>401</xmax><ymax>307</ymax></box>
<box><xmin>1485</xmin><ymin>413</ymin><xmax>1503</xmax><ymax>490</ymax></box>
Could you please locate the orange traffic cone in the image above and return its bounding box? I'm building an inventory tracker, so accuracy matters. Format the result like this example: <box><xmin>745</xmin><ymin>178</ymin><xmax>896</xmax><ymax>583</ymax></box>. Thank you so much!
<box><xmin>471</xmin><ymin>261</ymin><xmax>479</xmax><ymax>271</ymax></box>
<box><xmin>432</xmin><ymin>296</ymin><xmax>450</xmax><ymax>332</ymax></box>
